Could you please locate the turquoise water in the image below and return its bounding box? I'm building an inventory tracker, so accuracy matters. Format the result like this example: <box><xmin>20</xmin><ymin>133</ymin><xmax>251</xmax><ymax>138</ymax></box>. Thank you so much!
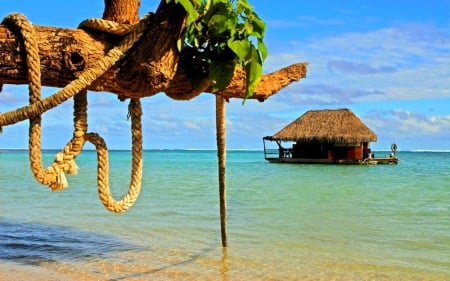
<box><xmin>0</xmin><ymin>150</ymin><xmax>449</xmax><ymax>280</ymax></box>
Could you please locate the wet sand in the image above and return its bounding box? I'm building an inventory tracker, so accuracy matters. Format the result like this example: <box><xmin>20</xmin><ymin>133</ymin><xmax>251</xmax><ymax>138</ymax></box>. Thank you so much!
<box><xmin>0</xmin><ymin>262</ymin><xmax>95</xmax><ymax>281</ymax></box>
<box><xmin>0</xmin><ymin>261</ymin><xmax>188</xmax><ymax>281</ymax></box>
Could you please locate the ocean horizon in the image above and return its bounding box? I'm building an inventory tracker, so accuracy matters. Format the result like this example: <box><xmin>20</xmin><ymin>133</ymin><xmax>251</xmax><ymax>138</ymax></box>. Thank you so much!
<box><xmin>2</xmin><ymin>148</ymin><xmax>449</xmax><ymax>152</ymax></box>
<box><xmin>0</xmin><ymin>149</ymin><xmax>449</xmax><ymax>280</ymax></box>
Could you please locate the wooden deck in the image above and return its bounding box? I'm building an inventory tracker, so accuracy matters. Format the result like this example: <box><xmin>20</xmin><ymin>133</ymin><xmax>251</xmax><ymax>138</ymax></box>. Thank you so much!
<box><xmin>265</xmin><ymin>156</ymin><xmax>398</xmax><ymax>165</ymax></box>
<box><xmin>263</xmin><ymin>148</ymin><xmax>399</xmax><ymax>165</ymax></box>
<box><xmin>262</xmin><ymin>141</ymin><xmax>399</xmax><ymax>165</ymax></box>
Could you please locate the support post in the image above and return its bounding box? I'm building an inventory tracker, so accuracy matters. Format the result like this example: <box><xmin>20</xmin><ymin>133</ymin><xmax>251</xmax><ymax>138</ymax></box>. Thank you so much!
<box><xmin>216</xmin><ymin>94</ymin><xmax>227</xmax><ymax>247</ymax></box>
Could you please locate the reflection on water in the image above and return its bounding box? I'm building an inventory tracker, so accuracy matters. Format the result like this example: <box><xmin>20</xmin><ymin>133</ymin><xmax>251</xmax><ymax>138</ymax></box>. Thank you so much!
<box><xmin>0</xmin><ymin>217</ymin><xmax>230</xmax><ymax>280</ymax></box>
<box><xmin>0</xmin><ymin>218</ymin><xmax>137</xmax><ymax>266</ymax></box>
<box><xmin>220</xmin><ymin>247</ymin><xmax>228</xmax><ymax>281</ymax></box>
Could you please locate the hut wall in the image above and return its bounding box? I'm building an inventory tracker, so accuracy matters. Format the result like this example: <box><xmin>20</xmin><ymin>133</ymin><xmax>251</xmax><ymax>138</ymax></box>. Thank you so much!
<box><xmin>293</xmin><ymin>141</ymin><xmax>330</xmax><ymax>159</ymax></box>
<box><xmin>346</xmin><ymin>146</ymin><xmax>363</xmax><ymax>160</ymax></box>
<box><xmin>331</xmin><ymin>145</ymin><xmax>363</xmax><ymax>160</ymax></box>
<box><xmin>362</xmin><ymin>142</ymin><xmax>371</xmax><ymax>158</ymax></box>
<box><xmin>292</xmin><ymin>142</ymin><xmax>365</xmax><ymax>160</ymax></box>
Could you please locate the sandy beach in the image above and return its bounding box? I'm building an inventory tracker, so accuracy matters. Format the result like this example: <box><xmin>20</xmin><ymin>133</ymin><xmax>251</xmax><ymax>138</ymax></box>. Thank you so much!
<box><xmin>0</xmin><ymin>262</ymin><xmax>80</xmax><ymax>281</ymax></box>
<box><xmin>0</xmin><ymin>261</ymin><xmax>194</xmax><ymax>281</ymax></box>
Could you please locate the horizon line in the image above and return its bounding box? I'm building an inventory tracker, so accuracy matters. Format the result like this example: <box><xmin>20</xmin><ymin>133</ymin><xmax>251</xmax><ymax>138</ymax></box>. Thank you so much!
<box><xmin>1</xmin><ymin>148</ymin><xmax>449</xmax><ymax>153</ymax></box>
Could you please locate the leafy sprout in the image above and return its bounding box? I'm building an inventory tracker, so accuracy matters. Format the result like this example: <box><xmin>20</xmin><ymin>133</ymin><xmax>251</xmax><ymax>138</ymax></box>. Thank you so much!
<box><xmin>167</xmin><ymin>0</ymin><xmax>267</xmax><ymax>101</ymax></box>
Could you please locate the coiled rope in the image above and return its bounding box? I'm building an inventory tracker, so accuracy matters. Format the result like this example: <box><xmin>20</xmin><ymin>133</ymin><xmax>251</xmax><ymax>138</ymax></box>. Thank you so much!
<box><xmin>0</xmin><ymin>13</ymin><xmax>149</xmax><ymax>212</ymax></box>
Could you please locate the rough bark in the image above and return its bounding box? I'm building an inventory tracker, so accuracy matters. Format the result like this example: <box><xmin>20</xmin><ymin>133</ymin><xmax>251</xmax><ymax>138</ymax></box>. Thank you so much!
<box><xmin>103</xmin><ymin>0</ymin><xmax>140</xmax><ymax>24</ymax></box>
<box><xmin>0</xmin><ymin>25</ymin><xmax>112</xmax><ymax>88</ymax></box>
<box><xmin>166</xmin><ymin>62</ymin><xmax>308</xmax><ymax>101</ymax></box>
<box><xmin>0</xmin><ymin>1</ymin><xmax>307</xmax><ymax>101</ymax></box>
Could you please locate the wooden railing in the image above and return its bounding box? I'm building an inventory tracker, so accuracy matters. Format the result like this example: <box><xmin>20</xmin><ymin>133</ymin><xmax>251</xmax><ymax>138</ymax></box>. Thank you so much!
<box><xmin>263</xmin><ymin>148</ymin><xmax>279</xmax><ymax>159</ymax></box>
<box><xmin>263</xmin><ymin>148</ymin><xmax>292</xmax><ymax>159</ymax></box>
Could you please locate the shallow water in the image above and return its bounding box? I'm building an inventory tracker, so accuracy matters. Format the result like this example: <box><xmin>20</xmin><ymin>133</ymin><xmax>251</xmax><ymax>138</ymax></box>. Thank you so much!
<box><xmin>0</xmin><ymin>150</ymin><xmax>449</xmax><ymax>280</ymax></box>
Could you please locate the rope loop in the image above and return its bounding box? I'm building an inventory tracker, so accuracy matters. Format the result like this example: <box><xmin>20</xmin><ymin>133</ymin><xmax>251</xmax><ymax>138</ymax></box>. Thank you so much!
<box><xmin>0</xmin><ymin>13</ymin><xmax>152</xmax><ymax>127</ymax></box>
<box><xmin>0</xmin><ymin>13</ymin><xmax>149</xmax><ymax>212</ymax></box>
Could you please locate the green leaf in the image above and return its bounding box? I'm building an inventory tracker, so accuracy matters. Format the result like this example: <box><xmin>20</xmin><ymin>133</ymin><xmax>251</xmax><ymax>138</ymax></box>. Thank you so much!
<box><xmin>226</xmin><ymin>16</ymin><xmax>238</xmax><ymax>31</ymax></box>
<box><xmin>257</xmin><ymin>39</ymin><xmax>268</xmax><ymax>62</ymax></box>
<box><xmin>176</xmin><ymin>0</ymin><xmax>200</xmax><ymax>24</ymax></box>
<box><xmin>177</xmin><ymin>38</ymin><xmax>183</xmax><ymax>52</ymax></box>
<box><xmin>244</xmin><ymin>45</ymin><xmax>263</xmax><ymax>100</ymax></box>
<box><xmin>236</xmin><ymin>0</ymin><xmax>252</xmax><ymax>14</ymax></box>
<box><xmin>244</xmin><ymin>21</ymin><xmax>254</xmax><ymax>35</ymax></box>
<box><xmin>209</xmin><ymin>59</ymin><xmax>236</xmax><ymax>92</ymax></box>
<box><xmin>251</xmin><ymin>16</ymin><xmax>266</xmax><ymax>38</ymax></box>
<box><xmin>204</xmin><ymin>0</ymin><xmax>230</xmax><ymax>23</ymax></box>
<box><xmin>227</xmin><ymin>39</ymin><xmax>251</xmax><ymax>62</ymax></box>
<box><xmin>208</xmin><ymin>14</ymin><xmax>228</xmax><ymax>34</ymax></box>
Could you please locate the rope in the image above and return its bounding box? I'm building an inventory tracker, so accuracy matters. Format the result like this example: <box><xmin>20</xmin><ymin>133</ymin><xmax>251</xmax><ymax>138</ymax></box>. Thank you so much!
<box><xmin>0</xmin><ymin>13</ymin><xmax>152</xmax><ymax>127</ymax></box>
<box><xmin>2</xmin><ymin>14</ymin><xmax>66</xmax><ymax>188</ymax></box>
<box><xmin>79</xmin><ymin>18</ymin><xmax>132</xmax><ymax>36</ymax></box>
<box><xmin>87</xmin><ymin>99</ymin><xmax>143</xmax><ymax>213</ymax></box>
<box><xmin>0</xmin><ymin>13</ymin><xmax>149</xmax><ymax>212</ymax></box>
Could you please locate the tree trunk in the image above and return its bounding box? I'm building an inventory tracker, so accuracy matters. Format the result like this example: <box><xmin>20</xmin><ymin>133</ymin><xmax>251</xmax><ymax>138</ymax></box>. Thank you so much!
<box><xmin>216</xmin><ymin>95</ymin><xmax>227</xmax><ymax>247</ymax></box>
<box><xmin>103</xmin><ymin>0</ymin><xmax>140</xmax><ymax>24</ymax></box>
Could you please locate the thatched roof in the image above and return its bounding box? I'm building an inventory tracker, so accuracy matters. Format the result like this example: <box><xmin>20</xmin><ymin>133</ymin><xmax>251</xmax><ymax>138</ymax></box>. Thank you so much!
<box><xmin>266</xmin><ymin>108</ymin><xmax>377</xmax><ymax>143</ymax></box>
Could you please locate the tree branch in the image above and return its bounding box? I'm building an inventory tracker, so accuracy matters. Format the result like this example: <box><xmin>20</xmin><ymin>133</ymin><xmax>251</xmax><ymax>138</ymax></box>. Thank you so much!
<box><xmin>0</xmin><ymin>2</ymin><xmax>307</xmax><ymax>101</ymax></box>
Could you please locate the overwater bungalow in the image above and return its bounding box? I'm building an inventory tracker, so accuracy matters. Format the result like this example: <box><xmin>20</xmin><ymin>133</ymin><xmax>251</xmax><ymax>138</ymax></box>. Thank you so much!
<box><xmin>263</xmin><ymin>108</ymin><xmax>398</xmax><ymax>165</ymax></box>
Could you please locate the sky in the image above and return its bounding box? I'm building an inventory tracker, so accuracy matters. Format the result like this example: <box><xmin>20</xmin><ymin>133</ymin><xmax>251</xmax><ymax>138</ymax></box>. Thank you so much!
<box><xmin>0</xmin><ymin>0</ymin><xmax>449</xmax><ymax>151</ymax></box>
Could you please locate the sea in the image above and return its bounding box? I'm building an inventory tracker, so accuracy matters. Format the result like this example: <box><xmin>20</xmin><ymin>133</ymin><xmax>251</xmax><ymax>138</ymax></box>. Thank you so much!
<box><xmin>0</xmin><ymin>149</ymin><xmax>448</xmax><ymax>280</ymax></box>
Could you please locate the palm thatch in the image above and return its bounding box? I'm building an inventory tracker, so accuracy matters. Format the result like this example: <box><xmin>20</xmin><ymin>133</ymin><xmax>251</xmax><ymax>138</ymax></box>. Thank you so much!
<box><xmin>266</xmin><ymin>108</ymin><xmax>377</xmax><ymax>143</ymax></box>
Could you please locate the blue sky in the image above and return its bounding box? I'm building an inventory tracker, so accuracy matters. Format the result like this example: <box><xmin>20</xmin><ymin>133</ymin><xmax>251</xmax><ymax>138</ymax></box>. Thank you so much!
<box><xmin>1</xmin><ymin>0</ymin><xmax>449</xmax><ymax>151</ymax></box>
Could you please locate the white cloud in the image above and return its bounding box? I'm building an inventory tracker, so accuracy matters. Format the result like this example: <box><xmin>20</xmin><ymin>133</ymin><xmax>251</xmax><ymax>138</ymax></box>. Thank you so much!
<box><xmin>265</xmin><ymin>22</ymin><xmax>450</xmax><ymax>106</ymax></box>
<box><xmin>326</xmin><ymin>60</ymin><xmax>396</xmax><ymax>75</ymax></box>
<box><xmin>364</xmin><ymin>110</ymin><xmax>450</xmax><ymax>147</ymax></box>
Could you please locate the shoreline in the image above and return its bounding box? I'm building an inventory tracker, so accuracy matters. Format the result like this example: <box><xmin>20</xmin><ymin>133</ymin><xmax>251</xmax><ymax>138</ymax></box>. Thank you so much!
<box><xmin>0</xmin><ymin>262</ymin><xmax>97</xmax><ymax>281</ymax></box>
<box><xmin>0</xmin><ymin>262</ymin><xmax>68</xmax><ymax>281</ymax></box>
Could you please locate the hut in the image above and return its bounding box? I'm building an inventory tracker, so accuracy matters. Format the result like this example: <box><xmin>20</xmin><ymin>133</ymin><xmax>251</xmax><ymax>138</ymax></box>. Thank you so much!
<box><xmin>263</xmin><ymin>108</ymin><xmax>398</xmax><ymax>164</ymax></box>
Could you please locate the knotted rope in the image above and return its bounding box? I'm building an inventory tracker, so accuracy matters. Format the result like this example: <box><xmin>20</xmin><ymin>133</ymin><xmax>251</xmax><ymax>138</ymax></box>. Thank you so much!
<box><xmin>0</xmin><ymin>14</ymin><xmax>151</xmax><ymax>126</ymax></box>
<box><xmin>0</xmin><ymin>13</ymin><xmax>148</xmax><ymax>212</ymax></box>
